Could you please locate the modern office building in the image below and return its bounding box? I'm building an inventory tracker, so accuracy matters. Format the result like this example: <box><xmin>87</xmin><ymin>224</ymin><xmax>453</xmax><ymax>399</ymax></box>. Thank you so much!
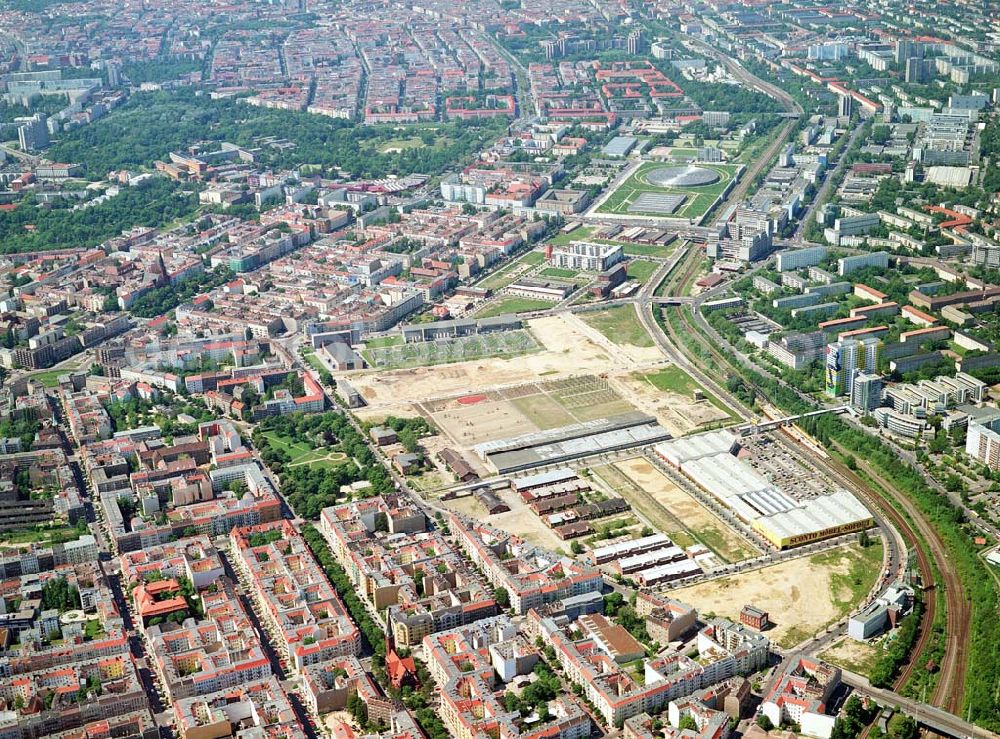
<box><xmin>851</xmin><ymin>371</ymin><xmax>883</xmax><ymax>412</ymax></box>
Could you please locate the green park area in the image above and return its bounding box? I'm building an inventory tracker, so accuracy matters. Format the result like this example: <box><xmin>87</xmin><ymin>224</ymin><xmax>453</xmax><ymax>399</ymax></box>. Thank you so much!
<box><xmin>538</xmin><ymin>267</ymin><xmax>580</xmax><ymax>279</ymax></box>
<box><xmin>477</xmin><ymin>250</ymin><xmax>546</xmax><ymax>291</ymax></box>
<box><xmin>257</xmin><ymin>431</ymin><xmax>349</xmax><ymax>470</ymax></box>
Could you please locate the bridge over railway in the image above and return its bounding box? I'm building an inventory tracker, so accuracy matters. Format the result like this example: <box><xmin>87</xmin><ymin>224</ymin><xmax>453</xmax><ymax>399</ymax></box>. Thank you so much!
<box><xmin>841</xmin><ymin>671</ymin><xmax>998</xmax><ymax>739</ymax></box>
<box><xmin>736</xmin><ymin>406</ymin><xmax>852</xmax><ymax>436</ymax></box>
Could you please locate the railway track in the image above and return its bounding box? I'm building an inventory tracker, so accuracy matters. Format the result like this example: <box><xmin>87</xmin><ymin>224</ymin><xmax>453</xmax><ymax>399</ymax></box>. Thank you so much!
<box><xmin>824</xmin><ymin>445</ymin><xmax>938</xmax><ymax>692</ymax></box>
<box><xmin>842</xmin><ymin>454</ymin><xmax>969</xmax><ymax>712</ymax></box>
<box><xmin>712</xmin><ymin>118</ymin><xmax>797</xmax><ymax>225</ymax></box>
<box><xmin>654</xmin><ymin>302</ymin><xmax>963</xmax><ymax>706</ymax></box>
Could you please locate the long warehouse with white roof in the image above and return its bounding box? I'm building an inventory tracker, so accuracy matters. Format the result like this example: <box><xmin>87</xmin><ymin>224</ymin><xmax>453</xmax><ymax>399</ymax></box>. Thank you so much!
<box><xmin>655</xmin><ymin>432</ymin><xmax>873</xmax><ymax>549</ymax></box>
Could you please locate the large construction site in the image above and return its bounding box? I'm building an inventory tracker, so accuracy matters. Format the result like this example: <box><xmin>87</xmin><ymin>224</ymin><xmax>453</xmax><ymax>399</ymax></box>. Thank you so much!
<box><xmin>350</xmin><ymin>309</ymin><xmax>877</xmax><ymax>564</ymax></box>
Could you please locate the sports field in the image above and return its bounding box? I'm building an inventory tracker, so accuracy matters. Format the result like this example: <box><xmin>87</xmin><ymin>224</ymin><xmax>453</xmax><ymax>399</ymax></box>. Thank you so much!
<box><xmin>597</xmin><ymin>161</ymin><xmax>739</xmax><ymax>220</ymax></box>
<box><xmin>365</xmin><ymin>329</ymin><xmax>540</xmax><ymax>369</ymax></box>
<box><xmin>477</xmin><ymin>296</ymin><xmax>554</xmax><ymax>318</ymax></box>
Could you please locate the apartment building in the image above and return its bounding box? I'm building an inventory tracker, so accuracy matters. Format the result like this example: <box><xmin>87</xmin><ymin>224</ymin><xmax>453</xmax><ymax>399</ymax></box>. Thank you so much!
<box><xmin>424</xmin><ymin>616</ymin><xmax>590</xmax><ymax>739</ymax></box>
<box><xmin>230</xmin><ymin>521</ymin><xmax>362</xmax><ymax>671</ymax></box>
<box><xmin>449</xmin><ymin>513</ymin><xmax>603</xmax><ymax>615</ymax></box>
<box><xmin>319</xmin><ymin>497</ymin><xmax>496</xmax><ymax>647</ymax></box>
<box><xmin>529</xmin><ymin>611</ymin><xmax>768</xmax><ymax>728</ymax></box>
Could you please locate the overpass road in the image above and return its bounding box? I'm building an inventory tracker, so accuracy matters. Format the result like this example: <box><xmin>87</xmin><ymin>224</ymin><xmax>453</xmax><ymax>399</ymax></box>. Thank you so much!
<box><xmin>841</xmin><ymin>671</ymin><xmax>999</xmax><ymax>739</ymax></box>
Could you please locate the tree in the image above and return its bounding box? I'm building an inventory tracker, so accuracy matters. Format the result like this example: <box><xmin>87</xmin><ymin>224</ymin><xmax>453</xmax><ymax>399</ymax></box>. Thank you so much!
<box><xmin>494</xmin><ymin>586</ymin><xmax>510</xmax><ymax>609</ymax></box>
<box><xmin>887</xmin><ymin>714</ymin><xmax>917</xmax><ymax>739</ymax></box>
<box><xmin>757</xmin><ymin>715</ymin><xmax>774</xmax><ymax>731</ymax></box>
<box><xmin>603</xmin><ymin>592</ymin><xmax>624</xmax><ymax>617</ymax></box>
<box><xmin>413</xmin><ymin>569</ymin><xmax>425</xmax><ymax>597</ymax></box>
<box><xmin>40</xmin><ymin>577</ymin><xmax>80</xmax><ymax>612</ymax></box>
<box><xmin>347</xmin><ymin>692</ymin><xmax>368</xmax><ymax>725</ymax></box>
<box><xmin>678</xmin><ymin>715</ymin><xmax>699</xmax><ymax>731</ymax></box>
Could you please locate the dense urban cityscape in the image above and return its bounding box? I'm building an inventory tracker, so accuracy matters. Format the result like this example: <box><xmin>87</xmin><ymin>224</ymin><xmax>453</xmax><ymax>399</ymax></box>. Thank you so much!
<box><xmin>0</xmin><ymin>1</ymin><xmax>999</xmax><ymax>739</ymax></box>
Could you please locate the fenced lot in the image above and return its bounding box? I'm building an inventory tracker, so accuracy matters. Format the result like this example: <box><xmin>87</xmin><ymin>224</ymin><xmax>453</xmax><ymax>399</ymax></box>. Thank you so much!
<box><xmin>367</xmin><ymin>329</ymin><xmax>540</xmax><ymax>369</ymax></box>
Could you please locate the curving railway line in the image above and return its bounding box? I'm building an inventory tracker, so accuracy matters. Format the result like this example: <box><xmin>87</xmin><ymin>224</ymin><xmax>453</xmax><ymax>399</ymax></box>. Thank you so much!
<box><xmin>826</xmin><ymin>447</ymin><xmax>939</xmax><ymax>693</ymax></box>
<box><xmin>842</xmin><ymin>454</ymin><xmax>969</xmax><ymax>712</ymax></box>
<box><xmin>644</xmin><ymin>257</ymin><xmax>965</xmax><ymax>709</ymax></box>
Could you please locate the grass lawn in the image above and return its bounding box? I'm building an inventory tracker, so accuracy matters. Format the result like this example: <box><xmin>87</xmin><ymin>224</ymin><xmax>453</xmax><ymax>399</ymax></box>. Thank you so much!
<box><xmin>27</xmin><ymin>369</ymin><xmax>70</xmax><ymax>387</ymax></box>
<box><xmin>365</xmin><ymin>335</ymin><xmax>403</xmax><ymax>350</ymax></box>
<box><xmin>259</xmin><ymin>432</ymin><xmax>314</xmax><ymax>460</ymax></box>
<box><xmin>377</xmin><ymin>137</ymin><xmax>424</xmax><ymax>153</ymax></box>
<box><xmin>261</xmin><ymin>431</ymin><xmax>349</xmax><ymax>469</ymax></box>
<box><xmin>623</xmin><ymin>242</ymin><xmax>674</xmax><ymax>258</ymax></box>
<box><xmin>547</xmin><ymin>226</ymin><xmax>595</xmax><ymax>246</ymax></box>
<box><xmin>84</xmin><ymin>619</ymin><xmax>105</xmax><ymax>640</ymax></box>
<box><xmin>477</xmin><ymin>296</ymin><xmax>554</xmax><ymax>318</ymax></box>
<box><xmin>0</xmin><ymin>525</ymin><xmax>82</xmax><ymax>547</ymax></box>
<box><xmin>520</xmin><ymin>250</ymin><xmax>546</xmax><ymax>265</ymax></box>
<box><xmin>626</xmin><ymin>259</ymin><xmax>658</xmax><ymax>284</ymax></box>
<box><xmin>303</xmin><ymin>352</ymin><xmax>327</xmax><ymax>374</ymax></box>
<box><xmin>580</xmin><ymin>305</ymin><xmax>653</xmax><ymax>347</ymax></box>
<box><xmin>538</xmin><ymin>267</ymin><xmax>580</xmax><ymax>279</ymax></box>
<box><xmin>640</xmin><ymin>365</ymin><xmax>699</xmax><ymax>394</ymax></box>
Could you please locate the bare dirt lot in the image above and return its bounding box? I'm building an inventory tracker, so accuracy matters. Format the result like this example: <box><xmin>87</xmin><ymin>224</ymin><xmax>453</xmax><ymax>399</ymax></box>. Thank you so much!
<box><xmin>348</xmin><ymin>314</ymin><xmax>652</xmax><ymax>416</ymax></box>
<box><xmin>669</xmin><ymin>542</ymin><xmax>881</xmax><ymax>649</ymax></box>
<box><xmin>424</xmin><ymin>398</ymin><xmax>535</xmax><ymax>447</ymax></box>
<box><xmin>611</xmin><ymin>372</ymin><xmax>732</xmax><ymax>437</ymax></box>
<box><xmin>819</xmin><ymin>636</ymin><xmax>882</xmax><ymax>679</ymax></box>
<box><xmin>415</xmin><ymin>375</ymin><xmax>638</xmax><ymax>449</ymax></box>
<box><xmin>612</xmin><ymin>457</ymin><xmax>755</xmax><ymax>563</ymax></box>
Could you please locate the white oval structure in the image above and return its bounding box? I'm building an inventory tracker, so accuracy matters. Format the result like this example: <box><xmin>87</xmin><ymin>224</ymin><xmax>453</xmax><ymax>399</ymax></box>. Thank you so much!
<box><xmin>645</xmin><ymin>165</ymin><xmax>721</xmax><ymax>188</ymax></box>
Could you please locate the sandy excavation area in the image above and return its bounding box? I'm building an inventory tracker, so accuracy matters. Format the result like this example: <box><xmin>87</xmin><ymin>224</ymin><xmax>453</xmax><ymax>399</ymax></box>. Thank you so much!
<box><xmin>347</xmin><ymin>314</ymin><xmax>663</xmax><ymax>416</ymax></box>
<box><xmin>611</xmin><ymin>372</ymin><xmax>732</xmax><ymax>437</ymax></box>
<box><xmin>668</xmin><ymin>545</ymin><xmax>865</xmax><ymax>648</ymax></box>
